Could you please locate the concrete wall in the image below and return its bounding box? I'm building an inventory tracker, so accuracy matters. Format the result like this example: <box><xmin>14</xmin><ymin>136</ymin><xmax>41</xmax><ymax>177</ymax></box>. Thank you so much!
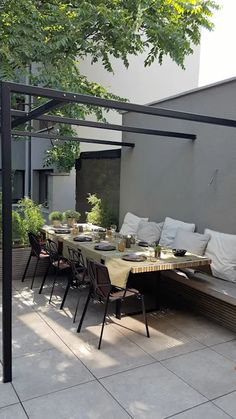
<box><xmin>120</xmin><ymin>79</ymin><xmax>236</xmax><ymax>234</ymax></box>
<box><xmin>48</xmin><ymin>169</ymin><xmax>76</xmax><ymax>212</ymax></box>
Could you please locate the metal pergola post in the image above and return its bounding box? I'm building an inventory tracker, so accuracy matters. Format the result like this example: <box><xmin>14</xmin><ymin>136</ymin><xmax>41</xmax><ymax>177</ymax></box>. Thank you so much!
<box><xmin>1</xmin><ymin>83</ymin><xmax>12</xmax><ymax>383</ymax></box>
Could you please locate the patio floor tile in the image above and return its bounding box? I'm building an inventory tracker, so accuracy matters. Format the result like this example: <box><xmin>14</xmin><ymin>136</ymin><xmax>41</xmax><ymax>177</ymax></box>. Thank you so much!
<box><xmin>1</xmin><ymin>317</ymin><xmax>65</xmax><ymax>360</ymax></box>
<box><xmin>3</xmin><ymin>280</ymin><xmax>236</xmax><ymax>418</ymax></box>
<box><xmin>100</xmin><ymin>362</ymin><xmax>206</xmax><ymax>419</ymax></box>
<box><xmin>111</xmin><ymin>314</ymin><xmax>204</xmax><ymax>361</ymax></box>
<box><xmin>12</xmin><ymin>347</ymin><xmax>94</xmax><ymax>401</ymax></box>
<box><xmin>211</xmin><ymin>340</ymin><xmax>236</xmax><ymax>362</ymax></box>
<box><xmin>162</xmin><ymin>348</ymin><xmax>236</xmax><ymax>399</ymax></box>
<box><xmin>214</xmin><ymin>391</ymin><xmax>236</xmax><ymax>418</ymax></box>
<box><xmin>164</xmin><ymin>312</ymin><xmax>236</xmax><ymax>346</ymax></box>
<box><xmin>0</xmin><ymin>404</ymin><xmax>28</xmax><ymax>419</ymax></box>
<box><xmin>23</xmin><ymin>380</ymin><xmax>130</xmax><ymax>419</ymax></box>
<box><xmin>169</xmin><ymin>401</ymin><xmax>231</xmax><ymax>418</ymax></box>
<box><xmin>0</xmin><ymin>375</ymin><xmax>18</xmax><ymax>409</ymax></box>
<box><xmin>68</xmin><ymin>324</ymin><xmax>155</xmax><ymax>378</ymax></box>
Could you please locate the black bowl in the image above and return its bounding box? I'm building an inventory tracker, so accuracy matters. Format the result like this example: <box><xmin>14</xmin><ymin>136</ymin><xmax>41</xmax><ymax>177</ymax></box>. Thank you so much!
<box><xmin>172</xmin><ymin>248</ymin><xmax>187</xmax><ymax>257</ymax></box>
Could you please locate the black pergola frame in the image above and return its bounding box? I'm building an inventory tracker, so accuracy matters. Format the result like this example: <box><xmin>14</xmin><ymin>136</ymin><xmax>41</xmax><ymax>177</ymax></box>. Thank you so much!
<box><xmin>2</xmin><ymin>81</ymin><xmax>236</xmax><ymax>383</ymax></box>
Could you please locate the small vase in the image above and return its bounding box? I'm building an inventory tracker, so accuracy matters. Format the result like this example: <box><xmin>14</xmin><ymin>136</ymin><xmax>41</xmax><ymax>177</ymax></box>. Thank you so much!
<box><xmin>67</xmin><ymin>218</ymin><xmax>75</xmax><ymax>227</ymax></box>
<box><xmin>155</xmin><ymin>248</ymin><xmax>161</xmax><ymax>258</ymax></box>
<box><xmin>52</xmin><ymin>220</ymin><xmax>61</xmax><ymax>228</ymax></box>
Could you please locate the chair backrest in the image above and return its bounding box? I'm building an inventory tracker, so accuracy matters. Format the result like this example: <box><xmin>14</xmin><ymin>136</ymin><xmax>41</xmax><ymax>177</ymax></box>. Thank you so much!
<box><xmin>92</xmin><ymin>260</ymin><xmax>112</xmax><ymax>299</ymax></box>
<box><xmin>67</xmin><ymin>247</ymin><xmax>86</xmax><ymax>279</ymax></box>
<box><xmin>45</xmin><ymin>239</ymin><xmax>60</xmax><ymax>263</ymax></box>
<box><xmin>28</xmin><ymin>232</ymin><xmax>41</xmax><ymax>257</ymax></box>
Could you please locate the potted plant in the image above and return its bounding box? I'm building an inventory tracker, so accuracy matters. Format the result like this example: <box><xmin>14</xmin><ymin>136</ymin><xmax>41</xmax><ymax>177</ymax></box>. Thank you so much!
<box><xmin>63</xmin><ymin>209</ymin><xmax>81</xmax><ymax>227</ymax></box>
<box><xmin>49</xmin><ymin>211</ymin><xmax>64</xmax><ymax>227</ymax></box>
<box><xmin>0</xmin><ymin>197</ymin><xmax>47</xmax><ymax>281</ymax></box>
<box><xmin>155</xmin><ymin>244</ymin><xmax>162</xmax><ymax>258</ymax></box>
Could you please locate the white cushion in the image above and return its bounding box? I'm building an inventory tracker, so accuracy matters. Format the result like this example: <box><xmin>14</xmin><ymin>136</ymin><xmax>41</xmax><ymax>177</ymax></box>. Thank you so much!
<box><xmin>172</xmin><ymin>229</ymin><xmax>210</xmax><ymax>256</ymax></box>
<box><xmin>205</xmin><ymin>228</ymin><xmax>236</xmax><ymax>282</ymax></box>
<box><xmin>119</xmin><ymin>212</ymin><xmax>148</xmax><ymax>236</ymax></box>
<box><xmin>137</xmin><ymin>221</ymin><xmax>164</xmax><ymax>244</ymax></box>
<box><xmin>159</xmin><ymin>217</ymin><xmax>195</xmax><ymax>247</ymax></box>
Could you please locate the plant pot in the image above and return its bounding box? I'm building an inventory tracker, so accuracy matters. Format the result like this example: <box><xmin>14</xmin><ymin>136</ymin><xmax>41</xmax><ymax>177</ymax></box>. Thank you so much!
<box><xmin>66</xmin><ymin>218</ymin><xmax>75</xmax><ymax>227</ymax></box>
<box><xmin>52</xmin><ymin>220</ymin><xmax>62</xmax><ymax>228</ymax></box>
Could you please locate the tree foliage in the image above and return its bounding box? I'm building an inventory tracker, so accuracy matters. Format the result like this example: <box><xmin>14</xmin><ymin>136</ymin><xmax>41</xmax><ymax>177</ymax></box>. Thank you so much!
<box><xmin>0</xmin><ymin>0</ymin><xmax>218</xmax><ymax>170</ymax></box>
<box><xmin>0</xmin><ymin>0</ymin><xmax>218</xmax><ymax>79</ymax></box>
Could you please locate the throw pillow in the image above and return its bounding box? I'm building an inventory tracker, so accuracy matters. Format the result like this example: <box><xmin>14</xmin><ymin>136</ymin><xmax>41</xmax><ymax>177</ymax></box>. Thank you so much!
<box><xmin>205</xmin><ymin>228</ymin><xmax>236</xmax><ymax>282</ymax></box>
<box><xmin>119</xmin><ymin>212</ymin><xmax>148</xmax><ymax>236</ymax></box>
<box><xmin>172</xmin><ymin>228</ymin><xmax>210</xmax><ymax>255</ymax></box>
<box><xmin>137</xmin><ymin>221</ymin><xmax>164</xmax><ymax>244</ymax></box>
<box><xmin>159</xmin><ymin>217</ymin><xmax>195</xmax><ymax>247</ymax></box>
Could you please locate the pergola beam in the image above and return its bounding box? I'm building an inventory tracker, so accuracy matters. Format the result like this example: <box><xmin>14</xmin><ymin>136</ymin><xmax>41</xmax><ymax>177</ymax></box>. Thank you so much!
<box><xmin>5</xmin><ymin>81</ymin><xmax>236</xmax><ymax>128</ymax></box>
<box><xmin>8</xmin><ymin>109</ymin><xmax>197</xmax><ymax>140</ymax></box>
<box><xmin>11</xmin><ymin>130</ymin><xmax>135</xmax><ymax>148</ymax></box>
<box><xmin>11</xmin><ymin>99</ymin><xmax>64</xmax><ymax>128</ymax></box>
<box><xmin>22</xmin><ymin>114</ymin><xmax>196</xmax><ymax>140</ymax></box>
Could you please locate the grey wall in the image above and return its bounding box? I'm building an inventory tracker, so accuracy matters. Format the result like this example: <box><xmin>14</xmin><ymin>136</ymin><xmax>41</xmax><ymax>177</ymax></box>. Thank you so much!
<box><xmin>120</xmin><ymin>79</ymin><xmax>236</xmax><ymax>234</ymax></box>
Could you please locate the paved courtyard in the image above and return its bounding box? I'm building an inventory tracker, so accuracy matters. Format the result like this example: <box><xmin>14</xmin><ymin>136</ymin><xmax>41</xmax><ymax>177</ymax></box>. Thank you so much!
<box><xmin>1</xmin><ymin>277</ymin><xmax>236</xmax><ymax>418</ymax></box>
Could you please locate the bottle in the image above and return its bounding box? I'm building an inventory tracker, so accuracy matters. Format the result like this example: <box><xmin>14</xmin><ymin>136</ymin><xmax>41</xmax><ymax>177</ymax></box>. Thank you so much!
<box><xmin>125</xmin><ymin>235</ymin><xmax>131</xmax><ymax>248</ymax></box>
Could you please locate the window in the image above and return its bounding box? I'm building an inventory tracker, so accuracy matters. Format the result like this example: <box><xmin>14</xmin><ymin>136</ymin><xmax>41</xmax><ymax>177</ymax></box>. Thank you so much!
<box><xmin>35</xmin><ymin>170</ymin><xmax>53</xmax><ymax>207</ymax></box>
<box><xmin>12</xmin><ymin>171</ymin><xmax>25</xmax><ymax>203</ymax></box>
<box><xmin>0</xmin><ymin>170</ymin><xmax>25</xmax><ymax>203</ymax></box>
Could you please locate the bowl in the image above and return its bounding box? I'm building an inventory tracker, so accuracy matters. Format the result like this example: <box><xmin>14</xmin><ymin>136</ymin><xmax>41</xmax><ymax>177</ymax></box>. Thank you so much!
<box><xmin>172</xmin><ymin>248</ymin><xmax>187</xmax><ymax>257</ymax></box>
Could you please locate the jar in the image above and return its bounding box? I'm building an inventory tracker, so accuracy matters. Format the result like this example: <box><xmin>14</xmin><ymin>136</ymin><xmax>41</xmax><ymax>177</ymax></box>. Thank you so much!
<box><xmin>118</xmin><ymin>239</ymin><xmax>126</xmax><ymax>252</ymax></box>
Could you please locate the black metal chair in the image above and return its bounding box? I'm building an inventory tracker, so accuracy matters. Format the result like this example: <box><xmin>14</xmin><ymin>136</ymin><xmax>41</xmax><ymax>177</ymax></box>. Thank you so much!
<box><xmin>77</xmin><ymin>259</ymin><xmax>150</xmax><ymax>349</ymax></box>
<box><xmin>38</xmin><ymin>239</ymin><xmax>71</xmax><ymax>309</ymax></box>
<box><xmin>67</xmin><ymin>247</ymin><xmax>89</xmax><ymax>323</ymax></box>
<box><xmin>21</xmin><ymin>232</ymin><xmax>49</xmax><ymax>289</ymax></box>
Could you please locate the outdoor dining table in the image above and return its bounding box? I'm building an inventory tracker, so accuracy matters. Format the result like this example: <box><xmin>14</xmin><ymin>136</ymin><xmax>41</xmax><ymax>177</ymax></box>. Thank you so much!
<box><xmin>42</xmin><ymin>225</ymin><xmax>211</xmax><ymax>318</ymax></box>
<box><xmin>42</xmin><ymin>225</ymin><xmax>211</xmax><ymax>287</ymax></box>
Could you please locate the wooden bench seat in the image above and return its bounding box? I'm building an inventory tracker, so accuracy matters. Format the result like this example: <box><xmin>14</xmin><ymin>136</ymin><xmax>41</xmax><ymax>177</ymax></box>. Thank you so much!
<box><xmin>161</xmin><ymin>269</ymin><xmax>236</xmax><ymax>332</ymax></box>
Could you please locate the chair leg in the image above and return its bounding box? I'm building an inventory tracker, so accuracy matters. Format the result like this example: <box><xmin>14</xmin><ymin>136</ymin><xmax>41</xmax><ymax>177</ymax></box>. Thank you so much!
<box><xmin>115</xmin><ymin>300</ymin><xmax>122</xmax><ymax>319</ymax></box>
<box><xmin>38</xmin><ymin>262</ymin><xmax>51</xmax><ymax>294</ymax></box>
<box><xmin>21</xmin><ymin>253</ymin><xmax>32</xmax><ymax>282</ymax></box>
<box><xmin>98</xmin><ymin>295</ymin><xmax>110</xmax><ymax>350</ymax></box>
<box><xmin>77</xmin><ymin>291</ymin><xmax>91</xmax><ymax>333</ymax></box>
<box><xmin>49</xmin><ymin>269</ymin><xmax>58</xmax><ymax>304</ymax></box>
<box><xmin>140</xmin><ymin>295</ymin><xmax>150</xmax><ymax>338</ymax></box>
<box><xmin>73</xmin><ymin>289</ymin><xmax>81</xmax><ymax>323</ymax></box>
<box><xmin>30</xmin><ymin>258</ymin><xmax>39</xmax><ymax>289</ymax></box>
<box><xmin>60</xmin><ymin>276</ymin><xmax>71</xmax><ymax>310</ymax></box>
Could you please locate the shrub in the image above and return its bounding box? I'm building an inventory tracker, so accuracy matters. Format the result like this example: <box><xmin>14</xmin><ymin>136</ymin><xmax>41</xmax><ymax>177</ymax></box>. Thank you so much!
<box><xmin>86</xmin><ymin>193</ymin><xmax>117</xmax><ymax>228</ymax></box>
<box><xmin>12</xmin><ymin>210</ymin><xmax>22</xmax><ymax>244</ymax></box>
<box><xmin>63</xmin><ymin>209</ymin><xmax>81</xmax><ymax>221</ymax></box>
<box><xmin>49</xmin><ymin>211</ymin><xmax>64</xmax><ymax>222</ymax></box>
<box><xmin>18</xmin><ymin>198</ymin><xmax>45</xmax><ymax>245</ymax></box>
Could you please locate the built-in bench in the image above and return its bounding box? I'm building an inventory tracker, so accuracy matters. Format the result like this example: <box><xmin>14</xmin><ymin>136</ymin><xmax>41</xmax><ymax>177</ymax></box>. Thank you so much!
<box><xmin>161</xmin><ymin>269</ymin><xmax>236</xmax><ymax>333</ymax></box>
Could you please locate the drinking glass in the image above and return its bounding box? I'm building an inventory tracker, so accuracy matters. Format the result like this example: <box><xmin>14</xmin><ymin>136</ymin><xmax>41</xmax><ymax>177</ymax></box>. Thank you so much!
<box><xmin>110</xmin><ymin>224</ymin><xmax>117</xmax><ymax>240</ymax></box>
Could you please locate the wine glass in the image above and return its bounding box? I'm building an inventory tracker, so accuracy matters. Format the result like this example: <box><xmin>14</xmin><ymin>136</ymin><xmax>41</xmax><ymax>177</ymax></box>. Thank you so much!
<box><xmin>110</xmin><ymin>224</ymin><xmax>117</xmax><ymax>233</ymax></box>
<box><xmin>110</xmin><ymin>224</ymin><xmax>117</xmax><ymax>239</ymax></box>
